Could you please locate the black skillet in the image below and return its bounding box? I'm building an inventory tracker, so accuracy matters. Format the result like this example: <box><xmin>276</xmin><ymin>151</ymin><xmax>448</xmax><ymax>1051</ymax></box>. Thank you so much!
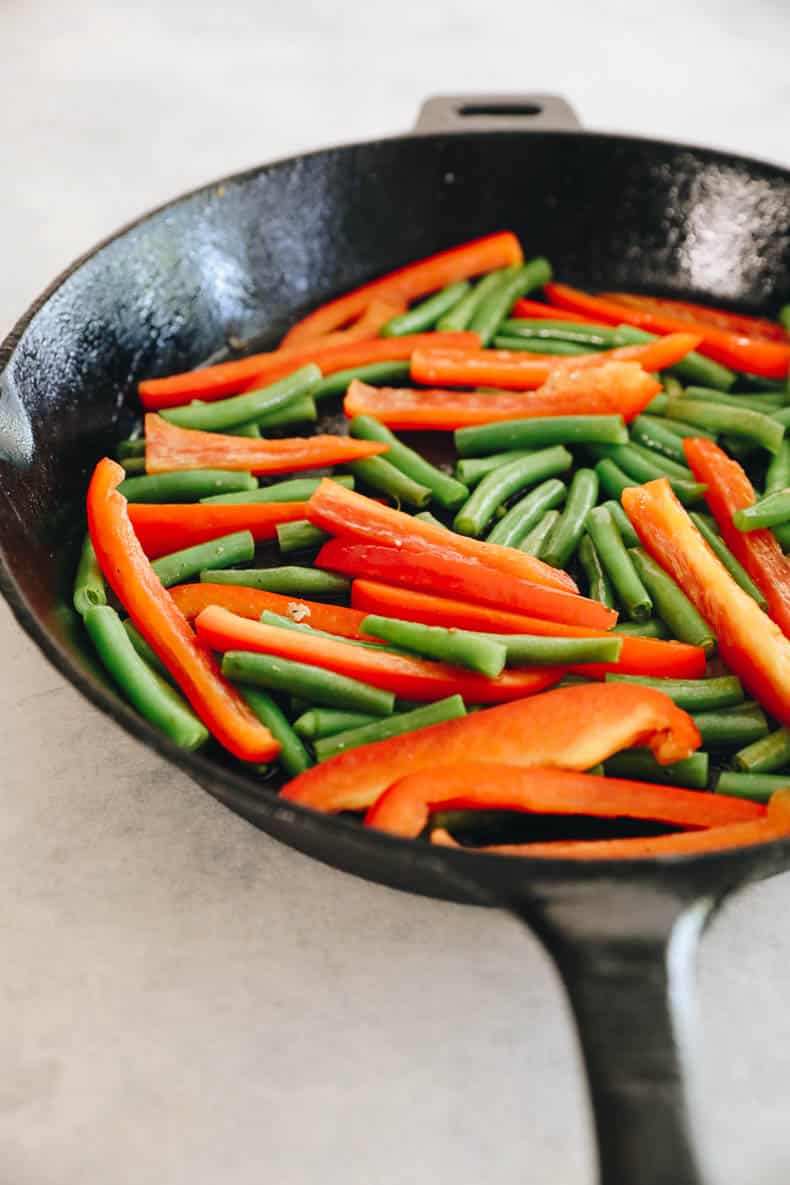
<box><xmin>2</xmin><ymin>92</ymin><xmax>790</xmax><ymax>1185</ymax></box>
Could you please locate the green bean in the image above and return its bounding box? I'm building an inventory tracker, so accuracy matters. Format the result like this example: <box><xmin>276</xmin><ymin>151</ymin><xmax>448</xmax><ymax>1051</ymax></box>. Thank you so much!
<box><xmin>628</xmin><ymin>548</ymin><xmax>715</xmax><ymax>651</ymax></box>
<box><xmin>604</xmin><ymin>748</ymin><xmax>709</xmax><ymax>790</ymax></box>
<box><xmin>667</xmin><ymin>398</ymin><xmax>784</xmax><ymax>454</ymax></box>
<box><xmin>361</xmin><ymin>614</ymin><xmax>506</xmax><ymax>677</ymax></box>
<box><xmin>689</xmin><ymin>512</ymin><xmax>767</xmax><ymax>607</ymax></box>
<box><xmin>380</xmin><ymin>281</ymin><xmax>471</xmax><ymax>337</ymax></box>
<box><xmin>486</xmin><ymin>478</ymin><xmax>566</xmax><ymax>547</ymax></box>
<box><xmin>660</xmin><ymin>375</ymin><xmax>685</xmax><ymax>400</ymax></box>
<box><xmin>200</xmin><ymin>566</ymin><xmax>350</xmax><ymax>598</ymax></box>
<box><xmin>612</xmin><ymin>324</ymin><xmax>735</xmax><ymax>390</ymax></box>
<box><xmin>123</xmin><ymin>620</ymin><xmax>171</xmax><ymax>680</ymax></box>
<box><xmin>779</xmin><ymin>306</ymin><xmax>790</xmax><ymax>334</ymax></box>
<box><xmin>733</xmin><ymin>489</ymin><xmax>790</xmax><ymax>531</ymax></box>
<box><xmin>493</xmin><ymin>336</ymin><xmax>592</xmax><ymax>356</ymax></box>
<box><xmin>520</xmin><ymin>509</ymin><xmax>561</xmax><ymax>556</ymax></box>
<box><xmin>589</xmin><ymin>443</ymin><xmax>706</xmax><ymax>505</ymax></box>
<box><xmin>644</xmin><ymin>393</ymin><xmax>669</xmax><ymax>415</ymax></box>
<box><xmin>436</xmin><ymin>269</ymin><xmax>513</xmax><ymax>332</ymax></box>
<box><xmin>774</xmin><ymin>522</ymin><xmax>790</xmax><ymax>551</ymax></box>
<box><xmin>586</xmin><ymin>507</ymin><xmax>652</xmax><ymax>622</ymax></box>
<box><xmin>540</xmin><ymin>469</ymin><xmax>598</xmax><ymax>569</ymax></box>
<box><xmin>414</xmin><ymin>510</ymin><xmax>447</xmax><ymax>528</ymax></box>
<box><xmin>692</xmin><ymin>703</ymin><xmax>769</xmax><ymax>749</ymax></box>
<box><xmin>735</xmin><ymin>728</ymin><xmax>790</xmax><ymax>774</ymax></box>
<box><xmin>73</xmin><ymin>534</ymin><xmax>106</xmax><ymax>617</ymax></box>
<box><xmin>595</xmin><ymin>458</ymin><xmax>638</xmax><ymax>503</ymax></box>
<box><xmin>772</xmin><ymin>407</ymin><xmax>790</xmax><ymax>428</ymax></box>
<box><xmin>612</xmin><ymin>619</ymin><xmax>670</xmax><ymax>639</ymax></box>
<box><xmin>651</xmin><ymin>416</ymin><xmax>717</xmax><ymax>442</ymax></box>
<box><xmin>455</xmin><ymin>415</ymin><xmax>627</xmax><ymax>457</ymax></box>
<box><xmin>348</xmin><ymin>415</ymin><xmax>468</xmax><ymax>509</ymax></box>
<box><xmin>293</xmin><ymin>708</ymin><xmax>379</xmax><ymax>740</ymax></box>
<box><xmin>121</xmin><ymin>456</ymin><xmax>146</xmax><ymax>474</ymax></box>
<box><xmin>237</xmin><ymin>687</ymin><xmax>312</xmax><ymax>776</ymax></box>
<box><xmin>152</xmin><ymin>530</ymin><xmax>254</xmax><ymax>589</ymax></box>
<box><xmin>605</xmin><ymin>673</ymin><xmax>743</xmax><ymax>711</ymax></box>
<box><xmin>222</xmin><ymin>651</ymin><xmax>395</xmax><ymax>716</ymax></box>
<box><xmin>683</xmin><ymin>385</ymin><xmax>785</xmax><ymax>412</ymax></box>
<box><xmin>630</xmin><ymin>415</ymin><xmax>708</xmax><ymax>464</ymax></box>
<box><xmin>260</xmin><ymin>612</ymin><xmax>410</xmax><ymax>658</ymax></box>
<box><xmin>277</xmin><ymin>521</ymin><xmax>330</xmax><ymax>554</ymax></box>
<box><xmin>625</xmin><ymin>443</ymin><xmax>695</xmax><ymax>480</ymax></box>
<box><xmin>314</xmin><ymin>695</ymin><xmax>467</xmax><ymax>761</ymax></box>
<box><xmin>255</xmin><ymin>394</ymin><xmax>317</xmax><ymax>429</ymax></box>
<box><xmin>202</xmin><ymin>474</ymin><xmax>353</xmax><ymax>505</ymax></box>
<box><xmin>599</xmin><ymin>500</ymin><xmax>640</xmax><ymax>548</ymax></box>
<box><xmin>314</xmin><ymin>360</ymin><xmax>411</xmax><ymax>400</ymax></box>
<box><xmin>160</xmin><ymin>364</ymin><xmax>321</xmax><ymax>431</ymax></box>
<box><xmin>480</xmin><ymin>631</ymin><xmax>622</xmax><ymax>667</ymax></box>
<box><xmin>469</xmin><ymin>258</ymin><xmax>552</xmax><ymax>346</ymax></box>
<box><xmin>118</xmin><ymin>469</ymin><xmax>258</xmax><ymax>503</ymax></box>
<box><xmin>84</xmin><ymin>605</ymin><xmax>208</xmax><ymax>749</ymax></box>
<box><xmin>500</xmin><ymin>319</ymin><xmax>619</xmax><ymax>347</ymax></box>
<box><xmin>225</xmin><ymin>421</ymin><xmax>262</xmax><ymax>438</ymax></box>
<box><xmin>765</xmin><ymin>440</ymin><xmax>790</xmax><ymax>496</ymax></box>
<box><xmin>117</xmin><ymin>438</ymin><xmax>145</xmax><ymax>459</ymax></box>
<box><xmin>577</xmin><ymin>534</ymin><xmax>616</xmax><ymax>610</ymax></box>
<box><xmin>453</xmin><ymin>446</ymin><xmax>572</xmax><ymax>537</ymax></box>
<box><xmin>345</xmin><ymin>456</ymin><xmax>431</xmax><ymax>509</ymax></box>
<box><xmin>716</xmin><ymin>771</ymin><xmax>790</xmax><ymax>802</ymax></box>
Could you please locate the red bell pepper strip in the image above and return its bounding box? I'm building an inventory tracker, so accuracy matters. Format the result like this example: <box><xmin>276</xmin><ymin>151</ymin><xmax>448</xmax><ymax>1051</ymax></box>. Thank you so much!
<box><xmin>409</xmin><ymin>333</ymin><xmax>701</xmax><ymax>390</ymax></box>
<box><xmin>622</xmin><ymin>478</ymin><xmax>790</xmax><ymax>727</ymax></box>
<box><xmin>350</xmin><ymin>579</ymin><xmax>706</xmax><ymax>679</ymax></box>
<box><xmin>345</xmin><ymin>363</ymin><xmax>661</xmax><ymax>429</ymax></box>
<box><xmin>365</xmin><ymin>762</ymin><xmax>762</xmax><ymax>837</ymax></box>
<box><xmin>303</xmin><ymin>297</ymin><xmax>407</xmax><ymax>348</ymax></box>
<box><xmin>683</xmin><ymin>438</ymin><xmax>790</xmax><ymax>638</ymax></box>
<box><xmin>86</xmin><ymin>458</ymin><xmax>279</xmax><ymax>762</ymax></box>
<box><xmin>305</xmin><ymin>477</ymin><xmax>578</xmax><ymax>595</ymax></box>
<box><xmin>279</xmin><ymin>232</ymin><xmax>524</xmax><ymax>348</ymax></box>
<box><xmin>318</xmin><ymin>539</ymin><xmax>615</xmax><ymax>629</ymax></box>
<box><xmin>279</xmin><ymin>682</ymin><xmax>702</xmax><ymax>814</ymax></box>
<box><xmin>194</xmin><ymin>605</ymin><xmax>562</xmax><ymax>705</ymax></box>
<box><xmin>170</xmin><ymin>582</ymin><xmax>370</xmax><ymax>637</ymax></box>
<box><xmin>600</xmin><ymin>292</ymin><xmax>790</xmax><ymax>344</ymax></box>
<box><xmin>144</xmin><ymin>414</ymin><xmax>387</xmax><ymax>475</ymax></box>
<box><xmin>128</xmin><ymin>502</ymin><xmax>308</xmax><ymax>559</ymax></box>
<box><xmin>545</xmin><ymin>283</ymin><xmax>790</xmax><ymax>379</ymax></box>
<box><xmin>138</xmin><ymin>331</ymin><xmax>479</xmax><ymax>410</ymax></box>
<box><xmin>510</xmin><ymin>298</ymin><xmax>602</xmax><ymax>324</ymax></box>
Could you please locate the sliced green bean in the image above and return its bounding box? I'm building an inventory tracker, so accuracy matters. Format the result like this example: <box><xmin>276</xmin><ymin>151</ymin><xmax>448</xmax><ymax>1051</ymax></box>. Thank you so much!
<box><xmin>255</xmin><ymin>394</ymin><xmax>317</xmax><ymax>429</ymax></box>
<box><xmin>345</xmin><ymin>456</ymin><xmax>431</xmax><ymax>509</ymax></box>
<box><xmin>455</xmin><ymin>414</ymin><xmax>627</xmax><ymax>457</ymax></box>
<box><xmin>628</xmin><ymin>547</ymin><xmax>715</xmax><ymax>651</ymax></box>
<box><xmin>520</xmin><ymin>509</ymin><xmax>561</xmax><ymax>557</ymax></box>
<box><xmin>119</xmin><ymin>469</ymin><xmax>258</xmax><ymax>503</ymax></box>
<box><xmin>600</xmin><ymin>499</ymin><xmax>640</xmax><ymax>548</ymax></box>
<box><xmin>277</xmin><ymin>521</ymin><xmax>330</xmax><ymax>554</ymax></box>
<box><xmin>493</xmin><ymin>336</ymin><xmax>592</xmax><ymax>356</ymax></box>
<box><xmin>200</xmin><ymin>566</ymin><xmax>350</xmax><ymax>598</ymax></box>
<box><xmin>734</xmin><ymin>728</ymin><xmax>790</xmax><ymax>774</ymax></box>
<box><xmin>152</xmin><ymin>530</ymin><xmax>254</xmax><ymax>589</ymax></box>
<box><xmin>683</xmin><ymin>385</ymin><xmax>785</xmax><ymax>412</ymax></box>
<box><xmin>692</xmin><ymin>703</ymin><xmax>769</xmax><ymax>749</ymax></box>
<box><xmin>765</xmin><ymin>440</ymin><xmax>790</xmax><ymax>496</ymax></box>
<box><xmin>644</xmin><ymin>393</ymin><xmax>669</xmax><ymax>415</ymax></box>
<box><xmin>123</xmin><ymin>620</ymin><xmax>171</xmax><ymax>680</ymax></box>
<box><xmin>121</xmin><ymin>456</ymin><xmax>146</xmax><ymax>474</ymax></box>
<box><xmin>541</xmin><ymin>469</ymin><xmax>598</xmax><ymax>568</ymax></box>
<box><xmin>577</xmin><ymin>533</ymin><xmax>616</xmax><ymax>610</ymax></box>
<box><xmin>314</xmin><ymin>695</ymin><xmax>467</xmax><ymax>762</ymax></box>
<box><xmin>612</xmin><ymin>619</ymin><xmax>670</xmax><ymax>639</ymax></box>
<box><xmin>479</xmin><ymin>631</ymin><xmax>622</xmax><ymax>667</ymax></box>
<box><xmin>595</xmin><ymin>458</ymin><xmax>639</xmax><ymax>503</ymax></box>
<box><xmin>716</xmin><ymin>771</ymin><xmax>790</xmax><ymax>802</ymax></box>
<box><xmin>771</xmin><ymin>407</ymin><xmax>790</xmax><ymax>428</ymax></box>
<box><xmin>222</xmin><ymin>651</ymin><xmax>395</xmax><ymax>716</ymax></box>
<box><xmin>733</xmin><ymin>489</ymin><xmax>790</xmax><ymax>531</ymax></box>
<box><xmin>414</xmin><ymin>510</ymin><xmax>447</xmax><ymax>528</ymax></box>
<box><xmin>455</xmin><ymin>449</ymin><xmax>537</xmax><ymax>489</ymax></box>
<box><xmin>315</xmin><ymin>360</ymin><xmax>411</xmax><ymax>400</ymax></box>
<box><xmin>454</xmin><ymin>446</ymin><xmax>572</xmax><ymax>537</ymax></box>
<box><xmin>84</xmin><ymin>605</ymin><xmax>207</xmax><ymax>749</ymax></box>
<box><xmin>237</xmin><ymin>687</ymin><xmax>312</xmax><ymax>776</ymax></box>
<box><xmin>469</xmin><ymin>258</ymin><xmax>552</xmax><ymax>346</ymax></box>
<box><xmin>590</xmin><ymin>443</ymin><xmax>706</xmax><ymax>505</ymax></box>
<box><xmin>625</xmin><ymin>443</ymin><xmax>695</xmax><ymax>481</ymax></box>
<box><xmin>225</xmin><ymin>421</ymin><xmax>262</xmax><ymax>438</ymax></box>
<box><xmin>612</xmin><ymin>324</ymin><xmax>735</xmax><ymax>390</ymax></box>
<box><xmin>630</xmin><ymin>415</ymin><xmax>710</xmax><ymax>464</ymax></box>
<box><xmin>779</xmin><ymin>306</ymin><xmax>790</xmax><ymax>334</ymax></box>
<box><xmin>437</xmin><ymin>269</ymin><xmax>513</xmax><ymax>332</ymax></box>
<box><xmin>160</xmin><ymin>364</ymin><xmax>321</xmax><ymax>431</ymax></box>
<box><xmin>486</xmin><ymin>478</ymin><xmax>566</xmax><ymax>547</ymax></box>
<box><xmin>774</xmin><ymin>522</ymin><xmax>790</xmax><ymax>551</ymax></box>
<box><xmin>660</xmin><ymin>374</ymin><xmax>685</xmax><ymax>400</ymax></box>
<box><xmin>667</xmin><ymin>398</ymin><xmax>784</xmax><ymax>454</ymax></box>
<box><xmin>605</xmin><ymin>673</ymin><xmax>743</xmax><ymax>711</ymax></box>
<box><xmin>500</xmin><ymin>319</ymin><xmax>619</xmax><ymax>347</ymax></box>
<box><xmin>380</xmin><ymin>281</ymin><xmax>471</xmax><ymax>337</ymax></box>
<box><xmin>649</xmin><ymin>416</ymin><xmax>717</xmax><ymax>442</ymax></box>
<box><xmin>361</xmin><ymin>614</ymin><xmax>506</xmax><ymax>677</ymax></box>
<box><xmin>73</xmin><ymin>534</ymin><xmax>106</xmax><ymax>617</ymax></box>
<box><xmin>202</xmin><ymin>474</ymin><xmax>353</xmax><ymax>506</ymax></box>
<box><xmin>586</xmin><ymin>507</ymin><xmax>652</xmax><ymax>622</ymax></box>
<box><xmin>117</xmin><ymin>437</ymin><xmax>145</xmax><ymax>459</ymax></box>
<box><xmin>689</xmin><ymin>512</ymin><xmax>767</xmax><ymax>607</ymax></box>
<box><xmin>293</xmin><ymin>708</ymin><xmax>379</xmax><ymax>740</ymax></box>
<box><xmin>349</xmin><ymin>415</ymin><xmax>468</xmax><ymax>509</ymax></box>
<box><xmin>604</xmin><ymin>748</ymin><xmax>709</xmax><ymax>790</ymax></box>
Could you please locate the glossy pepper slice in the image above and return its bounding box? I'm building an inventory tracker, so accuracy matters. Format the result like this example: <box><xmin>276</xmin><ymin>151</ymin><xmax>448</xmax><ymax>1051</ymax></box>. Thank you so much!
<box><xmin>279</xmin><ymin>682</ymin><xmax>701</xmax><ymax>814</ymax></box>
<box><xmin>128</xmin><ymin>502</ymin><xmax>308</xmax><ymax>558</ymax></box>
<box><xmin>622</xmin><ymin>478</ymin><xmax>790</xmax><ymax>727</ymax></box>
<box><xmin>169</xmin><ymin>582</ymin><xmax>369</xmax><ymax>636</ymax></box>
<box><xmin>683</xmin><ymin>438</ymin><xmax>790</xmax><ymax>638</ymax></box>
<box><xmin>365</xmin><ymin>762</ymin><xmax>762</xmax><ymax>837</ymax></box>
<box><xmin>600</xmin><ymin>292</ymin><xmax>790</xmax><ymax>344</ymax></box>
<box><xmin>86</xmin><ymin>458</ymin><xmax>279</xmax><ymax>762</ymax></box>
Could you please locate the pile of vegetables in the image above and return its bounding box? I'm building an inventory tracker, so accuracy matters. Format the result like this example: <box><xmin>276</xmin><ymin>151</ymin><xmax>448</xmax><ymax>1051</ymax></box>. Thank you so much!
<box><xmin>73</xmin><ymin>232</ymin><xmax>790</xmax><ymax>859</ymax></box>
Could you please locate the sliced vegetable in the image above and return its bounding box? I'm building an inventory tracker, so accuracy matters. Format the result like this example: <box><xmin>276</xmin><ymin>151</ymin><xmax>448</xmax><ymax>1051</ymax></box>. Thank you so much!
<box><xmin>577</xmin><ymin>533</ymin><xmax>616</xmax><ymax>610</ymax></box>
<box><xmin>717</xmin><ymin>772</ymin><xmax>790</xmax><ymax>802</ymax></box>
<box><xmin>734</xmin><ymin>728</ymin><xmax>790</xmax><ymax>774</ymax></box>
<box><xmin>201</xmin><ymin>475</ymin><xmax>354</xmax><ymax>506</ymax></box>
<box><xmin>586</xmin><ymin>506</ymin><xmax>652</xmax><ymax>622</ymax></box>
<box><xmin>170</xmin><ymin>581</ymin><xmax>368</xmax><ymax>636</ymax></box>
<box><xmin>733</xmin><ymin>489</ymin><xmax>790</xmax><ymax>531</ymax></box>
<box><xmin>666</xmin><ymin>399</ymin><xmax>784</xmax><ymax>455</ymax></box>
<box><xmin>360</xmin><ymin>615</ymin><xmax>507</xmax><ymax>677</ymax></box>
<box><xmin>345</xmin><ymin>456</ymin><xmax>432</xmax><ymax>509</ymax></box>
<box><xmin>692</xmin><ymin>703</ymin><xmax>769</xmax><ymax>749</ymax></box>
<box><xmin>521</xmin><ymin>510</ymin><xmax>561</xmax><ymax>557</ymax></box>
<box><xmin>348</xmin><ymin>416</ymin><xmax>469</xmax><ymax>510</ymax></box>
<box><xmin>541</xmin><ymin>469</ymin><xmax>598</xmax><ymax>569</ymax></box>
<box><xmin>73</xmin><ymin>534</ymin><xmax>107</xmax><ymax>617</ymax></box>
<box><xmin>455</xmin><ymin>414</ymin><xmax>628</xmax><ymax>457</ymax></box>
<box><xmin>237</xmin><ymin>688</ymin><xmax>313</xmax><ymax>776</ymax></box>
<box><xmin>454</xmin><ymin>447</ymin><xmax>573</xmax><ymax>537</ymax></box>
<box><xmin>629</xmin><ymin>547</ymin><xmax>716</xmax><ymax>652</ymax></box>
<box><xmin>469</xmin><ymin>258</ymin><xmax>552</xmax><ymax>345</ymax></box>
<box><xmin>200</xmin><ymin>566</ymin><xmax>350</xmax><ymax>598</ymax></box>
<box><xmin>609</xmin><ymin>323</ymin><xmax>736</xmax><ymax>391</ymax></box>
<box><xmin>604</xmin><ymin>673</ymin><xmax>743</xmax><ymax>711</ymax></box>
<box><xmin>689</xmin><ymin>511</ymin><xmax>768</xmax><ymax>607</ymax></box>
<box><xmin>152</xmin><ymin>529</ymin><xmax>254</xmax><ymax>588</ymax></box>
<box><xmin>314</xmin><ymin>360</ymin><xmax>410</xmax><ymax>400</ymax></box>
<box><xmin>437</xmin><ymin>269</ymin><xmax>513</xmax><ymax>332</ymax></box>
<box><xmin>380</xmin><ymin>281</ymin><xmax>471</xmax><ymax>337</ymax></box>
<box><xmin>128</xmin><ymin>502</ymin><xmax>308</xmax><ymax>558</ymax></box>
<box><xmin>486</xmin><ymin>479</ymin><xmax>567</xmax><ymax>547</ymax></box>
<box><xmin>604</xmin><ymin>748</ymin><xmax>709</xmax><ymax>790</ymax></box>
<box><xmin>314</xmin><ymin>695</ymin><xmax>467</xmax><ymax>762</ymax></box>
<box><xmin>293</xmin><ymin>708</ymin><xmax>379</xmax><ymax>740</ymax></box>
<box><xmin>277</xmin><ymin>521</ymin><xmax>330</xmax><ymax>553</ymax></box>
<box><xmin>119</xmin><ymin>469</ymin><xmax>258</xmax><ymax>503</ymax></box>
<box><xmin>159</xmin><ymin>365</ymin><xmax>321</xmax><ymax>431</ymax></box>
<box><xmin>223</xmin><ymin>652</ymin><xmax>395</xmax><ymax>716</ymax></box>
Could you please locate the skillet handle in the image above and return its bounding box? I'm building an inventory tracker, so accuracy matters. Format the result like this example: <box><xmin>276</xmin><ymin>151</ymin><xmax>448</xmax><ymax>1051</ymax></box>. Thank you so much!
<box><xmin>512</xmin><ymin>881</ymin><xmax>717</xmax><ymax>1185</ymax></box>
<box><xmin>413</xmin><ymin>93</ymin><xmax>582</xmax><ymax>134</ymax></box>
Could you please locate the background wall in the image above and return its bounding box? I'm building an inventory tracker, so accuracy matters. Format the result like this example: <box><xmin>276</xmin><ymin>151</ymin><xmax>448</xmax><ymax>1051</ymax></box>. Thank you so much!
<box><xmin>2</xmin><ymin>2</ymin><xmax>790</xmax><ymax>1183</ymax></box>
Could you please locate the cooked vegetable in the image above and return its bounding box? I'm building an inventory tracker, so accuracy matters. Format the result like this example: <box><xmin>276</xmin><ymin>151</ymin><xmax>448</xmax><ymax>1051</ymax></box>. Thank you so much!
<box><xmin>199</xmin><ymin>566</ymin><xmax>350</xmax><ymax>598</ymax></box>
<box><xmin>520</xmin><ymin>510</ymin><xmax>562</xmax><ymax>558</ymax></box>
<box><xmin>455</xmin><ymin>449</ymin><xmax>538</xmax><ymax>488</ymax></box>
<box><xmin>734</xmin><ymin>728</ymin><xmax>790</xmax><ymax>774</ymax></box>
<box><xmin>666</xmin><ymin>399</ymin><xmax>784</xmax><ymax>454</ymax></box>
<box><xmin>716</xmin><ymin>772</ymin><xmax>790</xmax><ymax>802</ymax></box>
<box><xmin>128</xmin><ymin>502</ymin><xmax>308</xmax><ymax>558</ymax></box>
<box><xmin>586</xmin><ymin>506</ymin><xmax>652</xmax><ymax>622</ymax></box>
<box><xmin>237</xmin><ymin>688</ymin><xmax>313</xmax><ymax>776</ymax></box>
<box><xmin>360</xmin><ymin>615</ymin><xmax>507</xmax><ymax>677</ymax></box>
<box><xmin>604</xmin><ymin>674</ymin><xmax>743</xmax><ymax>711</ymax></box>
<box><xmin>159</xmin><ymin>365</ymin><xmax>321</xmax><ymax>431</ymax></box>
<box><xmin>453</xmin><ymin>447</ymin><xmax>573</xmax><ymax>537</ymax></box>
<box><xmin>733</xmin><ymin>490</ymin><xmax>790</xmax><ymax>531</ymax></box>
<box><xmin>486</xmin><ymin>479</ymin><xmax>567</xmax><ymax>547</ymax></box>
<box><xmin>577</xmin><ymin>533</ymin><xmax>616</xmax><ymax>610</ymax></box>
<box><xmin>313</xmin><ymin>360</ymin><xmax>411</xmax><ymax>399</ymax></box>
<box><xmin>223</xmin><ymin>651</ymin><xmax>396</xmax><ymax>716</ymax></box>
<box><xmin>277</xmin><ymin>521</ymin><xmax>330</xmax><ymax>553</ymax></box>
<box><xmin>628</xmin><ymin>547</ymin><xmax>716</xmax><ymax>652</ymax></box>
<box><xmin>455</xmin><ymin>414</ymin><xmax>628</xmax><ymax>457</ymax></box>
<box><xmin>170</xmin><ymin>582</ymin><xmax>369</xmax><ymax>636</ymax></box>
<box><xmin>348</xmin><ymin>416</ymin><xmax>468</xmax><ymax>509</ymax></box>
<box><xmin>468</xmin><ymin>258</ymin><xmax>552</xmax><ymax>345</ymax></box>
<box><xmin>344</xmin><ymin>456</ymin><xmax>432</xmax><ymax>509</ymax></box>
<box><xmin>689</xmin><ymin>511</ymin><xmax>768</xmax><ymax>607</ymax></box>
<box><xmin>293</xmin><ymin>708</ymin><xmax>379</xmax><ymax>740</ymax></box>
<box><xmin>692</xmin><ymin>703</ymin><xmax>769</xmax><ymax>749</ymax></box>
<box><xmin>314</xmin><ymin>695</ymin><xmax>467</xmax><ymax>761</ymax></box>
<box><xmin>541</xmin><ymin>469</ymin><xmax>598</xmax><ymax>568</ymax></box>
<box><xmin>119</xmin><ymin>469</ymin><xmax>258</xmax><ymax>502</ymax></box>
<box><xmin>201</xmin><ymin>475</ymin><xmax>354</xmax><ymax>506</ymax></box>
<box><xmin>380</xmin><ymin>280</ymin><xmax>471</xmax><ymax>337</ymax></box>
<box><xmin>609</xmin><ymin>323</ymin><xmax>736</xmax><ymax>390</ymax></box>
<box><xmin>151</xmin><ymin>530</ymin><xmax>254</xmax><ymax>588</ymax></box>
<box><xmin>604</xmin><ymin>748</ymin><xmax>709</xmax><ymax>789</ymax></box>
<box><xmin>73</xmin><ymin>534</ymin><xmax>107</xmax><ymax>617</ymax></box>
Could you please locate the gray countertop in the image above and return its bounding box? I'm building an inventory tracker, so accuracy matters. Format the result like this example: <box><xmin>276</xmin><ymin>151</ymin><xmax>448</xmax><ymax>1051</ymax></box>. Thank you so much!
<box><xmin>2</xmin><ymin>1</ymin><xmax>790</xmax><ymax>1181</ymax></box>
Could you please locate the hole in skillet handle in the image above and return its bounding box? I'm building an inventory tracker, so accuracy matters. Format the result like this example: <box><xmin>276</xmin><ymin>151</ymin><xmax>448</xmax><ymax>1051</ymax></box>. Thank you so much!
<box><xmin>412</xmin><ymin>93</ymin><xmax>582</xmax><ymax>134</ymax></box>
<box><xmin>458</xmin><ymin>102</ymin><xmax>544</xmax><ymax>119</ymax></box>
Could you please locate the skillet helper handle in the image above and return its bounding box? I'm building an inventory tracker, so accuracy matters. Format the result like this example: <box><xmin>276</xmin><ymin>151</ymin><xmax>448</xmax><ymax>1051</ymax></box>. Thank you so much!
<box><xmin>413</xmin><ymin>93</ymin><xmax>582</xmax><ymax>134</ymax></box>
<box><xmin>514</xmin><ymin>883</ymin><xmax>715</xmax><ymax>1185</ymax></box>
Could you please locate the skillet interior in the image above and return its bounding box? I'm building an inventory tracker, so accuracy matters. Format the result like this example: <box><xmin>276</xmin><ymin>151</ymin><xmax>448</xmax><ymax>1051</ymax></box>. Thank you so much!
<box><xmin>2</xmin><ymin>129</ymin><xmax>790</xmax><ymax>902</ymax></box>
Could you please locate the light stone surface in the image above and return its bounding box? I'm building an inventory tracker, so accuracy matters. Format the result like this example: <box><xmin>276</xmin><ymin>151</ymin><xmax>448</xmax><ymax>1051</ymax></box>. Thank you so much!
<box><xmin>1</xmin><ymin>1</ymin><xmax>789</xmax><ymax>1181</ymax></box>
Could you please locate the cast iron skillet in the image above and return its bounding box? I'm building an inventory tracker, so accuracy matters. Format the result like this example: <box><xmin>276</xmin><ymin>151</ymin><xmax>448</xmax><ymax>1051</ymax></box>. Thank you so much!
<box><xmin>2</xmin><ymin>92</ymin><xmax>790</xmax><ymax>1185</ymax></box>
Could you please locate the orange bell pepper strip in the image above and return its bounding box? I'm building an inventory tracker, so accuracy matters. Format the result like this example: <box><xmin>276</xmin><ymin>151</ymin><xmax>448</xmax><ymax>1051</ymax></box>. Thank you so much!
<box><xmin>305</xmin><ymin>477</ymin><xmax>578</xmax><ymax>595</ymax></box>
<box><xmin>600</xmin><ymin>292</ymin><xmax>790</xmax><ymax>344</ymax></box>
<box><xmin>510</xmin><ymin>298</ymin><xmax>602</xmax><ymax>323</ymax></box>
<box><xmin>86</xmin><ymin>458</ymin><xmax>279</xmax><ymax>762</ymax></box>
<box><xmin>170</xmin><ymin>582</ymin><xmax>370</xmax><ymax>637</ymax></box>
<box><xmin>279</xmin><ymin>232</ymin><xmax>524</xmax><ymax>348</ymax></box>
<box><xmin>364</xmin><ymin>762</ymin><xmax>762</xmax><ymax>838</ymax></box>
<box><xmin>303</xmin><ymin>297</ymin><xmax>407</xmax><ymax>348</ymax></box>
<box><xmin>622</xmin><ymin>478</ymin><xmax>790</xmax><ymax>727</ymax></box>
<box><xmin>409</xmin><ymin>333</ymin><xmax>701</xmax><ymax>390</ymax></box>
<box><xmin>345</xmin><ymin>363</ymin><xmax>661</xmax><ymax>429</ymax></box>
<box><xmin>194</xmin><ymin>605</ymin><xmax>562</xmax><ymax>705</ymax></box>
<box><xmin>138</xmin><ymin>331</ymin><xmax>479</xmax><ymax>410</ymax></box>
<box><xmin>350</xmin><ymin>579</ymin><xmax>706</xmax><ymax>679</ymax></box>
<box><xmin>127</xmin><ymin>502</ymin><xmax>308</xmax><ymax>558</ymax></box>
<box><xmin>279</xmin><ymin>682</ymin><xmax>702</xmax><ymax>814</ymax></box>
<box><xmin>430</xmin><ymin>790</ymin><xmax>790</xmax><ymax>860</ymax></box>
<box><xmin>144</xmin><ymin>414</ymin><xmax>387</xmax><ymax>475</ymax></box>
<box><xmin>684</xmin><ymin>437</ymin><xmax>790</xmax><ymax>638</ymax></box>
<box><xmin>545</xmin><ymin>283</ymin><xmax>790</xmax><ymax>379</ymax></box>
